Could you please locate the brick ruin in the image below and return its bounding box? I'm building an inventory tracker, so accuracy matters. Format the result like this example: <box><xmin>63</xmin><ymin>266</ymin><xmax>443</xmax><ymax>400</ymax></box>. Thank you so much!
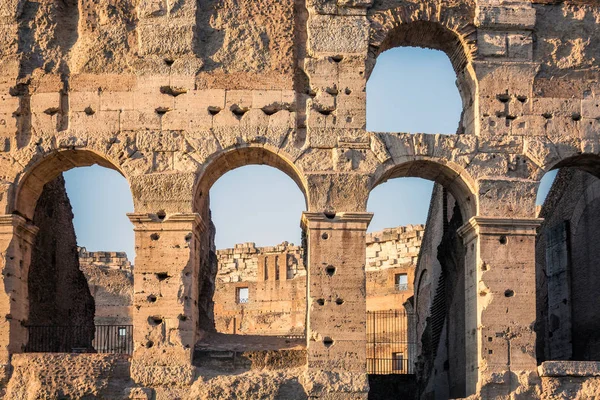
<box><xmin>79</xmin><ymin>247</ymin><xmax>134</xmax><ymax>327</ymax></box>
<box><xmin>0</xmin><ymin>0</ymin><xmax>600</xmax><ymax>398</ymax></box>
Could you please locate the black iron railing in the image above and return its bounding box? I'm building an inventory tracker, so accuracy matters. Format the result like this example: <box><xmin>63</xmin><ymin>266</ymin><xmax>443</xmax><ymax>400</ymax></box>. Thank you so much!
<box><xmin>25</xmin><ymin>325</ymin><xmax>133</xmax><ymax>354</ymax></box>
<box><xmin>367</xmin><ymin>310</ymin><xmax>416</xmax><ymax>375</ymax></box>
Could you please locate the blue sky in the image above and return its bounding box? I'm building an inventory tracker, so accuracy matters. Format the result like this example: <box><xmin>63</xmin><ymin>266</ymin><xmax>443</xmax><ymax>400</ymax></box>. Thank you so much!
<box><xmin>63</xmin><ymin>47</ymin><xmax>556</xmax><ymax>259</ymax></box>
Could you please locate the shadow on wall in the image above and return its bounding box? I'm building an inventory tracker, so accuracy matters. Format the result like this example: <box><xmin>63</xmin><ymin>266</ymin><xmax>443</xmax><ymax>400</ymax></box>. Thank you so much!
<box><xmin>27</xmin><ymin>175</ymin><xmax>95</xmax><ymax>351</ymax></box>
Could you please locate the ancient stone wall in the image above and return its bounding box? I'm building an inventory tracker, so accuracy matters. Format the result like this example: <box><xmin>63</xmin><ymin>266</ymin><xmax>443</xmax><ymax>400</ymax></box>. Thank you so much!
<box><xmin>212</xmin><ymin>228</ymin><xmax>423</xmax><ymax>336</ymax></box>
<box><xmin>213</xmin><ymin>242</ymin><xmax>306</xmax><ymax>336</ymax></box>
<box><xmin>79</xmin><ymin>247</ymin><xmax>134</xmax><ymax>326</ymax></box>
<box><xmin>536</xmin><ymin>168</ymin><xmax>600</xmax><ymax>363</ymax></box>
<box><xmin>27</xmin><ymin>175</ymin><xmax>95</xmax><ymax>350</ymax></box>
<box><xmin>365</xmin><ymin>225</ymin><xmax>423</xmax><ymax>311</ymax></box>
<box><xmin>0</xmin><ymin>0</ymin><xmax>599</xmax><ymax>397</ymax></box>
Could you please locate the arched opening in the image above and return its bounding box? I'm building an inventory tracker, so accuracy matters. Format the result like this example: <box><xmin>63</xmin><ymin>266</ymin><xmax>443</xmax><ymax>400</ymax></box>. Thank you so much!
<box><xmin>12</xmin><ymin>150</ymin><xmax>134</xmax><ymax>355</ymax></box>
<box><xmin>192</xmin><ymin>147</ymin><xmax>308</xmax><ymax>367</ymax></box>
<box><xmin>367</xmin><ymin>47</ymin><xmax>462</xmax><ymax>134</ymax></box>
<box><xmin>366</xmin><ymin>18</ymin><xmax>476</xmax><ymax>398</ymax></box>
<box><xmin>535</xmin><ymin>155</ymin><xmax>600</xmax><ymax>364</ymax></box>
<box><xmin>367</xmin><ymin>161</ymin><xmax>475</xmax><ymax>399</ymax></box>
<box><xmin>367</xmin><ymin>20</ymin><xmax>477</xmax><ymax>136</ymax></box>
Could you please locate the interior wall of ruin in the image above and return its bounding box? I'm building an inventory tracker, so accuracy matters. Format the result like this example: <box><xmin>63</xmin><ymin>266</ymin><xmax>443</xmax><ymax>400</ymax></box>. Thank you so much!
<box><xmin>27</xmin><ymin>175</ymin><xmax>95</xmax><ymax>348</ymax></box>
<box><xmin>413</xmin><ymin>184</ymin><xmax>466</xmax><ymax>399</ymax></box>
<box><xmin>214</xmin><ymin>242</ymin><xmax>306</xmax><ymax>336</ymax></box>
<box><xmin>365</xmin><ymin>225</ymin><xmax>422</xmax><ymax>311</ymax></box>
<box><xmin>212</xmin><ymin>231</ymin><xmax>422</xmax><ymax>336</ymax></box>
<box><xmin>536</xmin><ymin>168</ymin><xmax>600</xmax><ymax>362</ymax></box>
<box><xmin>79</xmin><ymin>248</ymin><xmax>134</xmax><ymax>326</ymax></box>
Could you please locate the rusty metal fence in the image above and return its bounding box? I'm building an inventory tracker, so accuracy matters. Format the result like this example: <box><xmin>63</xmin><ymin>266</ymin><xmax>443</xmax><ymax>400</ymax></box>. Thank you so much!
<box><xmin>367</xmin><ymin>310</ymin><xmax>416</xmax><ymax>374</ymax></box>
<box><xmin>25</xmin><ymin>325</ymin><xmax>133</xmax><ymax>354</ymax></box>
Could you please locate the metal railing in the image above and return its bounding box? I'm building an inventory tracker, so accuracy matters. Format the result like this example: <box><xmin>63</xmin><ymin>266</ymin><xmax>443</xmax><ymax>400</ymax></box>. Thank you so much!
<box><xmin>367</xmin><ymin>357</ymin><xmax>412</xmax><ymax>374</ymax></box>
<box><xmin>367</xmin><ymin>310</ymin><xmax>416</xmax><ymax>375</ymax></box>
<box><xmin>25</xmin><ymin>325</ymin><xmax>133</xmax><ymax>354</ymax></box>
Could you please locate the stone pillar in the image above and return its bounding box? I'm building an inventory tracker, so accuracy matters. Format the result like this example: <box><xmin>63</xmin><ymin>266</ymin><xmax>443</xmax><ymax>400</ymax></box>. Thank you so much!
<box><xmin>458</xmin><ymin>217</ymin><xmax>542</xmax><ymax>397</ymax></box>
<box><xmin>301</xmin><ymin>212</ymin><xmax>373</xmax><ymax>399</ymax></box>
<box><xmin>0</xmin><ymin>215</ymin><xmax>38</xmax><ymax>384</ymax></box>
<box><xmin>128</xmin><ymin>213</ymin><xmax>201</xmax><ymax>387</ymax></box>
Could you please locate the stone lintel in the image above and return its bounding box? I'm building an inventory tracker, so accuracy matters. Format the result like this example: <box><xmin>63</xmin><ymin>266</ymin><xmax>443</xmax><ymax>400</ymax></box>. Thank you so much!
<box><xmin>538</xmin><ymin>361</ymin><xmax>600</xmax><ymax>377</ymax></box>
<box><xmin>0</xmin><ymin>214</ymin><xmax>39</xmax><ymax>243</ymax></box>
<box><xmin>301</xmin><ymin>212</ymin><xmax>373</xmax><ymax>230</ymax></box>
<box><xmin>458</xmin><ymin>216</ymin><xmax>543</xmax><ymax>241</ymax></box>
<box><xmin>127</xmin><ymin>212</ymin><xmax>204</xmax><ymax>231</ymax></box>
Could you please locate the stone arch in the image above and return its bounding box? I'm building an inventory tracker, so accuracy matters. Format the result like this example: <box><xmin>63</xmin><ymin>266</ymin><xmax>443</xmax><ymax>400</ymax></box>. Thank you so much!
<box><xmin>367</xmin><ymin>7</ymin><xmax>478</xmax><ymax>134</ymax></box>
<box><xmin>194</xmin><ymin>145</ymin><xmax>309</xmax><ymax>211</ymax></box>
<box><xmin>547</xmin><ymin>153</ymin><xmax>600</xmax><ymax>179</ymax></box>
<box><xmin>12</xmin><ymin>149</ymin><xmax>129</xmax><ymax>220</ymax></box>
<box><xmin>370</xmin><ymin>158</ymin><xmax>477</xmax><ymax>221</ymax></box>
<box><xmin>192</xmin><ymin>145</ymin><xmax>309</xmax><ymax>338</ymax></box>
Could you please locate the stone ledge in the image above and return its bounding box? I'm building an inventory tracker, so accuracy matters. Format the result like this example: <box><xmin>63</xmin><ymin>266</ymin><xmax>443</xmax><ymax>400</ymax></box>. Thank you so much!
<box><xmin>538</xmin><ymin>361</ymin><xmax>600</xmax><ymax>377</ymax></box>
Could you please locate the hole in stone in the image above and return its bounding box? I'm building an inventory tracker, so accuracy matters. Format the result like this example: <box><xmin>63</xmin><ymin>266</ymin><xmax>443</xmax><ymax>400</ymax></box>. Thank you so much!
<box><xmin>324</xmin><ymin>212</ymin><xmax>336</xmax><ymax>219</ymax></box>
<box><xmin>145</xmin><ymin>340</ymin><xmax>154</xmax><ymax>348</ymax></box>
<box><xmin>504</xmin><ymin>289</ymin><xmax>514</xmax><ymax>298</ymax></box>
<box><xmin>307</xmin><ymin>89</ymin><xmax>317</xmax><ymax>97</ymax></box>
<box><xmin>317</xmin><ymin>299</ymin><xmax>325</xmax><ymax>306</ymax></box>
<box><xmin>164</xmin><ymin>58</ymin><xmax>175</xmax><ymax>66</ymax></box>
<box><xmin>178</xmin><ymin>314</ymin><xmax>187</xmax><ymax>321</ymax></box>
<box><xmin>160</xmin><ymin>86</ymin><xmax>187</xmax><ymax>97</ymax></box>
<box><xmin>345</xmin><ymin>88</ymin><xmax>352</xmax><ymax>95</ymax></box>
<box><xmin>148</xmin><ymin>316</ymin><xmax>163</xmax><ymax>325</ymax></box>
<box><xmin>506</xmin><ymin>115</ymin><xmax>517</xmax><ymax>121</ymax></box>
<box><xmin>325</xmin><ymin>87</ymin><xmax>338</xmax><ymax>96</ymax></box>
<box><xmin>185</xmin><ymin>233</ymin><xmax>192</xmax><ymax>243</ymax></box>
<box><xmin>346</xmin><ymin>116</ymin><xmax>353</xmax><ymax>123</ymax></box>
<box><xmin>84</xmin><ymin>106</ymin><xmax>95</xmax><ymax>116</ymax></box>
<box><xmin>325</xmin><ymin>265</ymin><xmax>336</xmax><ymax>276</ymax></box>
<box><xmin>562</xmin><ymin>298</ymin><xmax>568</xmax><ymax>305</ymax></box>
<box><xmin>157</xmin><ymin>210</ymin><xmax>166</xmax><ymax>220</ymax></box>
<box><xmin>516</xmin><ymin>95</ymin><xmax>527</xmax><ymax>103</ymax></box>
<box><xmin>147</xmin><ymin>295</ymin><xmax>157</xmax><ymax>303</ymax></box>
<box><xmin>261</xmin><ymin>104</ymin><xmax>281</xmax><ymax>116</ymax></box>
<box><xmin>316</xmin><ymin>108</ymin><xmax>332</xmax><ymax>116</ymax></box>
<box><xmin>155</xmin><ymin>107</ymin><xmax>171</xmax><ymax>115</ymax></box>
<box><xmin>321</xmin><ymin>233</ymin><xmax>329</xmax><ymax>240</ymax></box>
<box><xmin>499</xmin><ymin>235</ymin><xmax>507</xmax><ymax>245</ymax></box>
<box><xmin>542</xmin><ymin>112</ymin><xmax>553</xmax><ymax>119</ymax></box>
<box><xmin>230</xmin><ymin>104</ymin><xmax>249</xmax><ymax>117</ymax></box>
<box><xmin>479</xmin><ymin>291</ymin><xmax>487</xmax><ymax>297</ymax></box>
<box><xmin>488</xmin><ymin>337</ymin><xmax>493</xmax><ymax>342</ymax></box>
<box><xmin>335</xmin><ymin>298</ymin><xmax>344</xmax><ymax>305</ymax></box>
<box><xmin>208</xmin><ymin>106</ymin><xmax>222</xmax><ymax>116</ymax></box>
<box><xmin>323</xmin><ymin>337</ymin><xmax>334</xmax><ymax>347</ymax></box>
<box><xmin>155</xmin><ymin>272</ymin><xmax>170</xmax><ymax>281</ymax></box>
<box><xmin>330</xmin><ymin>55</ymin><xmax>343</xmax><ymax>63</ymax></box>
<box><xmin>496</xmin><ymin>94</ymin><xmax>510</xmax><ymax>103</ymax></box>
<box><xmin>488</xmin><ymin>349</ymin><xmax>493</xmax><ymax>354</ymax></box>
<box><xmin>151</xmin><ymin>233</ymin><xmax>160</xmax><ymax>241</ymax></box>
<box><xmin>481</xmin><ymin>263</ymin><xmax>488</xmax><ymax>271</ymax></box>
<box><xmin>44</xmin><ymin>107</ymin><xmax>60</xmax><ymax>116</ymax></box>
<box><xmin>572</xmin><ymin>112</ymin><xmax>582</xmax><ymax>121</ymax></box>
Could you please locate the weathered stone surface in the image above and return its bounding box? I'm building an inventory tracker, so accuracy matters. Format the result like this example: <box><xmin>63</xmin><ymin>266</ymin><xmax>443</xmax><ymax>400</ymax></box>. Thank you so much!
<box><xmin>0</xmin><ymin>0</ymin><xmax>598</xmax><ymax>398</ymax></box>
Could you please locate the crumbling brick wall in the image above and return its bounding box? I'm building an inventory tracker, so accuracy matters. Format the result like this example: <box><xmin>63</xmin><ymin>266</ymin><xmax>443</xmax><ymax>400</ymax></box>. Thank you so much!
<box><xmin>412</xmin><ymin>184</ymin><xmax>466</xmax><ymax>399</ymax></box>
<box><xmin>213</xmin><ymin>242</ymin><xmax>306</xmax><ymax>336</ymax></box>
<box><xmin>79</xmin><ymin>248</ymin><xmax>133</xmax><ymax>326</ymax></box>
<box><xmin>27</xmin><ymin>175</ymin><xmax>95</xmax><ymax>350</ymax></box>
<box><xmin>536</xmin><ymin>168</ymin><xmax>600</xmax><ymax>362</ymax></box>
<box><xmin>365</xmin><ymin>225</ymin><xmax>424</xmax><ymax>312</ymax></box>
